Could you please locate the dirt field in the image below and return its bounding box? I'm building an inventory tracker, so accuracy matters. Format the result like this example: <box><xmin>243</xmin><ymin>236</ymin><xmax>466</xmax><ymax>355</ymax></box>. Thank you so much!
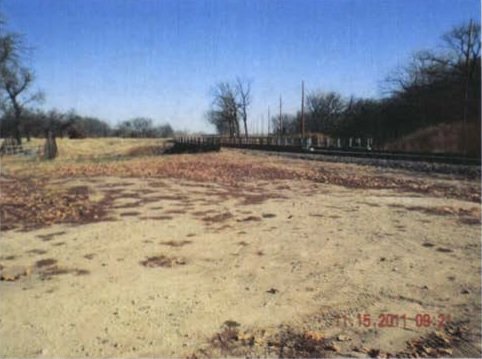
<box><xmin>0</xmin><ymin>139</ymin><xmax>481</xmax><ymax>358</ymax></box>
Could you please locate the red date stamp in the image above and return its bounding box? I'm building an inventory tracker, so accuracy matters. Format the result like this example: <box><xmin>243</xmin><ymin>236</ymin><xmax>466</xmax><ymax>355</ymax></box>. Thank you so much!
<box><xmin>335</xmin><ymin>313</ymin><xmax>451</xmax><ymax>329</ymax></box>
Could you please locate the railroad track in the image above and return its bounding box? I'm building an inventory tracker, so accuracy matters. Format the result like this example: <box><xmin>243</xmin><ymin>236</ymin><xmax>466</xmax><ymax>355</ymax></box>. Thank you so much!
<box><xmin>309</xmin><ymin>147</ymin><xmax>481</xmax><ymax>166</ymax></box>
<box><xmin>221</xmin><ymin>143</ymin><xmax>480</xmax><ymax>166</ymax></box>
<box><xmin>174</xmin><ymin>137</ymin><xmax>481</xmax><ymax>167</ymax></box>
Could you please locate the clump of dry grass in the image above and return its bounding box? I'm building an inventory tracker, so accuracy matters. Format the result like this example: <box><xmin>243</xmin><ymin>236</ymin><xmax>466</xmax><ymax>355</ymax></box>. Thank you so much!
<box><xmin>0</xmin><ymin>138</ymin><xmax>167</xmax><ymax>173</ymax></box>
<box><xmin>53</xmin><ymin>137</ymin><xmax>167</xmax><ymax>160</ymax></box>
<box><xmin>5</xmin><ymin>149</ymin><xmax>312</xmax><ymax>184</ymax></box>
<box><xmin>385</xmin><ymin>121</ymin><xmax>481</xmax><ymax>156</ymax></box>
<box><xmin>125</xmin><ymin>145</ymin><xmax>167</xmax><ymax>157</ymax></box>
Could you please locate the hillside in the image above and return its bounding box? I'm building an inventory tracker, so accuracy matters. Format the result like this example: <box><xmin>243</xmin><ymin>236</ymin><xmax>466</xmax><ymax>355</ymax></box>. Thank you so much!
<box><xmin>384</xmin><ymin>121</ymin><xmax>481</xmax><ymax>157</ymax></box>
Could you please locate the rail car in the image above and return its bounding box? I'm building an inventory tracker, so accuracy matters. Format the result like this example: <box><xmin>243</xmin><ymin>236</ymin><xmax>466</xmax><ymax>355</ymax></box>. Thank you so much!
<box><xmin>174</xmin><ymin>135</ymin><xmax>481</xmax><ymax>166</ymax></box>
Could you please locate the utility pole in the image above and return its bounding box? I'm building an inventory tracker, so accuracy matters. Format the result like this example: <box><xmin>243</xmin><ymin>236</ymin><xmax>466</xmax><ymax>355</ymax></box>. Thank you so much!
<box><xmin>301</xmin><ymin>80</ymin><xmax>305</xmax><ymax>137</ymax></box>
<box><xmin>279</xmin><ymin>95</ymin><xmax>282</xmax><ymax>136</ymax></box>
<box><xmin>267</xmin><ymin>107</ymin><xmax>270</xmax><ymax>135</ymax></box>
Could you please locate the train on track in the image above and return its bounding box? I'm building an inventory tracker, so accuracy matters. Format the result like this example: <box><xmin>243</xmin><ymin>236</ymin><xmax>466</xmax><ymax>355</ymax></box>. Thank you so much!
<box><xmin>174</xmin><ymin>135</ymin><xmax>481</xmax><ymax>166</ymax></box>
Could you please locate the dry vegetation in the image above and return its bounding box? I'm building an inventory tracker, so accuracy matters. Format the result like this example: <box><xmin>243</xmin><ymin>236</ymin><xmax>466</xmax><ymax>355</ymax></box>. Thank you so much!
<box><xmin>0</xmin><ymin>138</ymin><xmax>480</xmax><ymax>358</ymax></box>
<box><xmin>385</xmin><ymin>121</ymin><xmax>482</xmax><ymax>156</ymax></box>
<box><xmin>1</xmin><ymin>138</ymin><xmax>480</xmax><ymax>232</ymax></box>
<box><xmin>2</xmin><ymin>138</ymin><xmax>480</xmax><ymax>213</ymax></box>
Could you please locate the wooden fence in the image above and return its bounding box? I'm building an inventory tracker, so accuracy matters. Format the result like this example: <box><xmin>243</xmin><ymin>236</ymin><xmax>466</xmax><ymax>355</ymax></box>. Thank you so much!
<box><xmin>0</xmin><ymin>143</ymin><xmax>43</xmax><ymax>157</ymax></box>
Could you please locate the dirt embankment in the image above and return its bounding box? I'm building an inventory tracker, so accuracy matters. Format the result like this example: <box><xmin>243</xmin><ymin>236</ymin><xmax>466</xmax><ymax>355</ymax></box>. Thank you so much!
<box><xmin>385</xmin><ymin>121</ymin><xmax>481</xmax><ymax>157</ymax></box>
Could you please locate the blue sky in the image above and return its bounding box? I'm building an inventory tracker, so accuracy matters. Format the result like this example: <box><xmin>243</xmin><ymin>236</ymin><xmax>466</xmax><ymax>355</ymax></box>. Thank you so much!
<box><xmin>3</xmin><ymin>0</ymin><xmax>480</xmax><ymax>132</ymax></box>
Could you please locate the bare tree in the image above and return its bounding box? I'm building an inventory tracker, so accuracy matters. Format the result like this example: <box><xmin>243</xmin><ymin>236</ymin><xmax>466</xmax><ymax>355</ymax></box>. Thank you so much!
<box><xmin>208</xmin><ymin>82</ymin><xmax>240</xmax><ymax>137</ymax></box>
<box><xmin>443</xmin><ymin>20</ymin><xmax>481</xmax><ymax>154</ymax></box>
<box><xmin>131</xmin><ymin>117</ymin><xmax>154</xmax><ymax>137</ymax></box>
<box><xmin>235</xmin><ymin>78</ymin><xmax>251</xmax><ymax>139</ymax></box>
<box><xmin>1</xmin><ymin>67</ymin><xmax>44</xmax><ymax>142</ymax></box>
<box><xmin>443</xmin><ymin>19</ymin><xmax>480</xmax><ymax>74</ymax></box>
<box><xmin>0</xmin><ymin>16</ymin><xmax>43</xmax><ymax>144</ymax></box>
<box><xmin>384</xmin><ymin>50</ymin><xmax>451</xmax><ymax>95</ymax></box>
<box><xmin>306</xmin><ymin>91</ymin><xmax>345</xmax><ymax>134</ymax></box>
<box><xmin>382</xmin><ymin>20</ymin><xmax>480</xmax><ymax>149</ymax></box>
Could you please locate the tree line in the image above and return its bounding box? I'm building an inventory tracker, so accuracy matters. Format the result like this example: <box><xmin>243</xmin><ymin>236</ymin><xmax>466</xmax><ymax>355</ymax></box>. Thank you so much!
<box><xmin>2</xmin><ymin>11</ymin><xmax>479</xmax><ymax>148</ymax></box>
<box><xmin>208</xmin><ymin>20</ymin><xmax>481</xmax><ymax>150</ymax></box>
<box><xmin>0</xmin><ymin>107</ymin><xmax>174</xmax><ymax>140</ymax></box>
<box><xmin>0</xmin><ymin>13</ymin><xmax>174</xmax><ymax>143</ymax></box>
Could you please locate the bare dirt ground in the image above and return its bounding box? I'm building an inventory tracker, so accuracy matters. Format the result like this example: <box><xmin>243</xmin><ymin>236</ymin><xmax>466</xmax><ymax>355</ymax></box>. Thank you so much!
<box><xmin>0</xmin><ymin>142</ymin><xmax>481</xmax><ymax>358</ymax></box>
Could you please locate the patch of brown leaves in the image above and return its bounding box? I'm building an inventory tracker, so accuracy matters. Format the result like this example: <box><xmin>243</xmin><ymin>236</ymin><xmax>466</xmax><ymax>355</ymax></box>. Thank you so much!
<box><xmin>27</xmin><ymin>152</ymin><xmax>480</xmax><ymax>202</ymax></box>
<box><xmin>0</xmin><ymin>176</ymin><xmax>111</xmax><ymax>231</ymax></box>
<box><xmin>390</xmin><ymin>204</ymin><xmax>481</xmax><ymax>225</ymax></box>
<box><xmin>192</xmin><ymin>320</ymin><xmax>477</xmax><ymax>359</ymax></box>
<box><xmin>2</xmin><ymin>152</ymin><xmax>479</xmax><ymax>232</ymax></box>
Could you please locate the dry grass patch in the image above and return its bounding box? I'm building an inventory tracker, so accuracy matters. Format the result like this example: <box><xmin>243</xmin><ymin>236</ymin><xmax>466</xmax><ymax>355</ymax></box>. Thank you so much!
<box><xmin>1</xmin><ymin>141</ymin><xmax>479</xmax><ymax>234</ymax></box>
<box><xmin>2</xmin><ymin>142</ymin><xmax>480</xmax><ymax>202</ymax></box>
<box><xmin>125</xmin><ymin>145</ymin><xmax>168</xmax><ymax>157</ymax></box>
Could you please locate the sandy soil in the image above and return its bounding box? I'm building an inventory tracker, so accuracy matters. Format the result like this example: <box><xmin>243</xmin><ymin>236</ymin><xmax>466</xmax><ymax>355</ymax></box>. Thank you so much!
<box><xmin>0</xmin><ymin>150</ymin><xmax>480</xmax><ymax>358</ymax></box>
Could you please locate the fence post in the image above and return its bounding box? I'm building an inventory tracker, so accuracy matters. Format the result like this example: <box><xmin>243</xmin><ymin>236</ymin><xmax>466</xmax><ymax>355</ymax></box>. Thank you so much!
<box><xmin>44</xmin><ymin>131</ymin><xmax>58</xmax><ymax>160</ymax></box>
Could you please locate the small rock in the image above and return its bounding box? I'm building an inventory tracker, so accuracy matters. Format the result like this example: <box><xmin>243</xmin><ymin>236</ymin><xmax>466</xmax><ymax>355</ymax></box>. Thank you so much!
<box><xmin>461</xmin><ymin>288</ymin><xmax>470</xmax><ymax>294</ymax></box>
<box><xmin>266</xmin><ymin>288</ymin><xmax>278</xmax><ymax>294</ymax></box>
